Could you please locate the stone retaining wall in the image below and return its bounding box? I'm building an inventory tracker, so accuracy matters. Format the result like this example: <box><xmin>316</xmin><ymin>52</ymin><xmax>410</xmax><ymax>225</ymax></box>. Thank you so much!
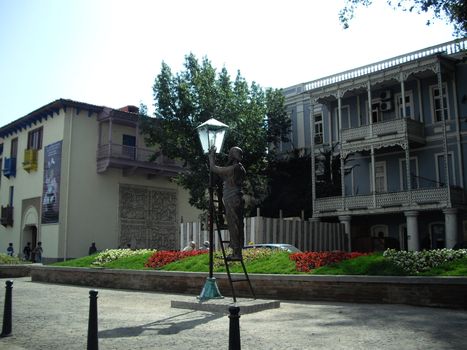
<box><xmin>0</xmin><ymin>265</ymin><xmax>32</xmax><ymax>278</ymax></box>
<box><xmin>29</xmin><ymin>266</ymin><xmax>467</xmax><ymax>309</ymax></box>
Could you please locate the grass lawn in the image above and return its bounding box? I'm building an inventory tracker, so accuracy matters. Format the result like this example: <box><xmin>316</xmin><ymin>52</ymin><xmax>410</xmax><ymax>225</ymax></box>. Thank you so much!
<box><xmin>49</xmin><ymin>249</ymin><xmax>467</xmax><ymax>276</ymax></box>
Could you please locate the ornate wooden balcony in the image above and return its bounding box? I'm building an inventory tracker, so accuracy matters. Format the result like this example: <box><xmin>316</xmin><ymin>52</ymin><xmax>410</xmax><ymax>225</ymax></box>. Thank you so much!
<box><xmin>23</xmin><ymin>149</ymin><xmax>38</xmax><ymax>172</ymax></box>
<box><xmin>2</xmin><ymin>157</ymin><xmax>16</xmax><ymax>178</ymax></box>
<box><xmin>96</xmin><ymin>143</ymin><xmax>184</xmax><ymax>176</ymax></box>
<box><xmin>314</xmin><ymin>187</ymin><xmax>465</xmax><ymax>217</ymax></box>
<box><xmin>341</xmin><ymin>118</ymin><xmax>425</xmax><ymax>154</ymax></box>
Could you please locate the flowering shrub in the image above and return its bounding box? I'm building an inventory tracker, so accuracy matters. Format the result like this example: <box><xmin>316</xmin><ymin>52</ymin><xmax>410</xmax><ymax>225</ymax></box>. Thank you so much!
<box><xmin>213</xmin><ymin>247</ymin><xmax>276</xmax><ymax>268</ymax></box>
<box><xmin>383</xmin><ymin>248</ymin><xmax>467</xmax><ymax>274</ymax></box>
<box><xmin>92</xmin><ymin>249</ymin><xmax>156</xmax><ymax>266</ymax></box>
<box><xmin>145</xmin><ymin>250</ymin><xmax>208</xmax><ymax>269</ymax></box>
<box><xmin>0</xmin><ymin>253</ymin><xmax>23</xmax><ymax>264</ymax></box>
<box><xmin>290</xmin><ymin>251</ymin><xmax>367</xmax><ymax>272</ymax></box>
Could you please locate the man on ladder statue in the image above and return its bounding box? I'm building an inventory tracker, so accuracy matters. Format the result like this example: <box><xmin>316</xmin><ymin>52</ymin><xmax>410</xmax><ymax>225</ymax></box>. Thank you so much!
<box><xmin>209</xmin><ymin>146</ymin><xmax>246</xmax><ymax>260</ymax></box>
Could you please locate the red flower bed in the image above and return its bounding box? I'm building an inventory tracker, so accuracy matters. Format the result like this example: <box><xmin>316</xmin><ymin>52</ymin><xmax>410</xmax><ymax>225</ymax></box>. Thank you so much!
<box><xmin>145</xmin><ymin>250</ymin><xmax>208</xmax><ymax>269</ymax></box>
<box><xmin>289</xmin><ymin>251</ymin><xmax>366</xmax><ymax>272</ymax></box>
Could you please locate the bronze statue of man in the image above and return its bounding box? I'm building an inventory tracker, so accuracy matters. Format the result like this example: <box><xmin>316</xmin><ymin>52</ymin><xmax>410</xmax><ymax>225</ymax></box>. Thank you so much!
<box><xmin>209</xmin><ymin>146</ymin><xmax>246</xmax><ymax>260</ymax></box>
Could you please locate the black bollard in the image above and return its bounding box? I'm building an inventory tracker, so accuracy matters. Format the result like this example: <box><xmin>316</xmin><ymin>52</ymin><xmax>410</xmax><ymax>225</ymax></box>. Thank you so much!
<box><xmin>228</xmin><ymin>306</ymin><xmax>241</xmax><ymax>350</ymax></box>
<box><xmin>0</xmin><ymin>280</ymin><xmax>13</xmax><ymax>337</ymax></box>
<box><xmin>87</xmin><ymin>290</ymin><xmax>99</xmax><ymax>350</ymax></box>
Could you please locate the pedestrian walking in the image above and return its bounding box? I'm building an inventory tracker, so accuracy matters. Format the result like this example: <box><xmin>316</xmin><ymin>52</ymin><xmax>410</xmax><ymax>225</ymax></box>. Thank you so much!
<box><xmin>23</xmin><ymin>242</ymin><xmax>32</xmax><ymax>260</ymax></box>
<box><xmin>88</xmin><ymin>242</ymin><xmax>97</xmax><ymax>255</ymax></box>
<box><xmin>6</xmin><ymin>243</ymin><xmax>14</xmax><ymax>256</ymax></box>
<box><xmin>33</xmin><ymin>242</ymin><xmax>43</xmax><ymax>263</ymax></box>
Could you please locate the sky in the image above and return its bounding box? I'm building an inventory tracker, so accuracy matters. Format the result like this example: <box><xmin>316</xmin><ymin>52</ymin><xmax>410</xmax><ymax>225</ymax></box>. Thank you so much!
<box><xmin>0</xmin><ymin>0</ymin><xmax>456</xmax><ymax>126</ymax></box>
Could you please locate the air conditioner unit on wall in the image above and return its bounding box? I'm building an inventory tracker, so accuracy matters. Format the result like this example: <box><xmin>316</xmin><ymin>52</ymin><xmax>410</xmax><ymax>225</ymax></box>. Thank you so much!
<box><xmin>380</xmin><ymin>90</ymin><xmax>392</xmax><ymax>100</ymax></box>
<box><xmin>380</xmin><ymin>101</ymin><xmax>393</xmax><ymax>112</ymax></box>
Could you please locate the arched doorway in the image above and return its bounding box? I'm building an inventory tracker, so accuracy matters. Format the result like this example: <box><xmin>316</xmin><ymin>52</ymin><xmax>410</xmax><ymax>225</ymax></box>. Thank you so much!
<box><xmin>22</xmin><ymin>206</ymin><xmax>39</xmax><ymax>260</ymax></box>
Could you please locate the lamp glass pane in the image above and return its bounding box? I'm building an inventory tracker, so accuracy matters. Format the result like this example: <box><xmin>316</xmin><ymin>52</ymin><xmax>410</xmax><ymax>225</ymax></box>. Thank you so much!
<box><xmin>214</xmin><ymin>129</ymin><xmax>226</xmax><ymax>153</ymax></box>
<box><xmin>198</xmin><ymin>127</ymin><xmax>210</xmax><ymax>154</ymax></box>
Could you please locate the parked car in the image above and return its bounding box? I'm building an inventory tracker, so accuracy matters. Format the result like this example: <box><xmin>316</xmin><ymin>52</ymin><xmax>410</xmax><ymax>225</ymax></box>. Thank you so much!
<box><xmin>244</xmin><ymin>243</ymin><xmax>302</xmax><ymax>253</ymax></box>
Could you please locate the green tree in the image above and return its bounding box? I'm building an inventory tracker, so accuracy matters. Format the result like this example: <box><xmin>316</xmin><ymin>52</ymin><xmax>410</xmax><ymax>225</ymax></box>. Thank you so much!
<box><xmin>259</xmin><ymin>150</ymin><xmax>312</xmax><ymax>218</ymax></box>
<box><xmin>339</xmin><ymin>0</ymin><xmax>466</xmax><ymax>37</ymax></box>
<box><xmin>140</xmin><ymin>54</ymin><xmax>290</xmax><ymax>213</ymax></box>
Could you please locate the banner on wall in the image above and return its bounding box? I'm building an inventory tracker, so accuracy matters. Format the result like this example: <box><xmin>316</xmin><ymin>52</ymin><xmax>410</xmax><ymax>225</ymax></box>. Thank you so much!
<box><xmin>41</xmin><ymin>141</ymin><xmax>62</xmax><ymax>224</ymax></box>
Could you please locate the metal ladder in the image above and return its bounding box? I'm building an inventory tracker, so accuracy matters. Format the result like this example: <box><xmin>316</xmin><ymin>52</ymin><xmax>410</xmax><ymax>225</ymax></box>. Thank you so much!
<box><xmin>213</xmin><ymin>207</ymin><xmax>256</xmax><ymax>303</ymax></box>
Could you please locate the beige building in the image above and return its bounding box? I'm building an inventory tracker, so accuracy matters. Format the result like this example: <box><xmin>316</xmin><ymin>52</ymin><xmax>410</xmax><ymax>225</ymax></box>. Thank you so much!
<box><xmin>0</xmin><ymin>99</ymin><xmax>201</xmax><ymax>261</ymax></box>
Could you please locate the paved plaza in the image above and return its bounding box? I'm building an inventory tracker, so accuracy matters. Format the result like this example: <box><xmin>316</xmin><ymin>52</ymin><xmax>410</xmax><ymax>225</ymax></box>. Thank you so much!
<box><xmin>0</xmin><ymin>277</ymin><xmax>466</xmax><ymax>349</ymax></box>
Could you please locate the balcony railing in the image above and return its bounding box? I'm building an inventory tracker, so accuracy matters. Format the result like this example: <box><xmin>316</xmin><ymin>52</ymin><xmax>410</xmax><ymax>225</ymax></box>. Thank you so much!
<box><xmin>96</xmin><ymin>143</ymin><xmax>182</xmax><ymax>175</ymax></box>
<box><xmin>341</xmin><ymin>118</ymin><xmax>425</xmax><ymax>152</ymax></box>
<box><xmin>303</xmin><ymin>39</ymin><xmax>467</xmax><ymax>92</ymax></box>
<box><xmin>315</xmin><ymin>187</ymin><xmax>464</xmax><ymax>216</ymax></box>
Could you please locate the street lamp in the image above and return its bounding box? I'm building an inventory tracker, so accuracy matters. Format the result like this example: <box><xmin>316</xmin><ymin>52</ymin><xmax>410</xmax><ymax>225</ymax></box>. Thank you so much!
<box><xmin>196</xmin><ymin>118</ymin><xmax>229</xmax><ymax>301</ymax></box>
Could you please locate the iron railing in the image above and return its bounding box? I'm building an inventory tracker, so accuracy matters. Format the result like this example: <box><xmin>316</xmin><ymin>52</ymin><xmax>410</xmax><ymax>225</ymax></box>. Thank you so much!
<box><xmin>303</xmin><ymin>39</ymin><xmax>467</xmax><ymax>92</ymax></box>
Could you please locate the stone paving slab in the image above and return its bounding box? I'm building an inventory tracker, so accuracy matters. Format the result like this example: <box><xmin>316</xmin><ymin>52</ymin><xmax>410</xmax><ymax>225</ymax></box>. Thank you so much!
<box><xmin>1</xmin><ymin>277</ymin><xmax>467</xmax><ymax>349</ymax></box>
<box><xmin>171</xmin><ymin>297</ymin><xmax>280</xmax><ymax>314</ymax></box>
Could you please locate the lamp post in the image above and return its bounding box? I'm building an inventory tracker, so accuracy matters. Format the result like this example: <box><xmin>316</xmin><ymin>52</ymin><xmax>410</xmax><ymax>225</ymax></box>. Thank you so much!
<box><xmin>196</xmin><ymin>118</ymin><xmax>229</xmax><ymax>301</ymax></box>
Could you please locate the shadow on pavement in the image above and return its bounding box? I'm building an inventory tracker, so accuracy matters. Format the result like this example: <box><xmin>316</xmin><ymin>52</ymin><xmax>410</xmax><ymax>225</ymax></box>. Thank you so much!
<box><xmin>98</xmin><ymin>310</ymin><xmax>224</xmax><ymax>338</ymax></box>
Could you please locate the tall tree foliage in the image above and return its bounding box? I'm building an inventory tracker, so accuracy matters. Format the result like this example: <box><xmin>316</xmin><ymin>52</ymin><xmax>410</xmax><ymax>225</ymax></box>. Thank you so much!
<box><xmin>259</xmin><ymin>151</ymin><xmax>312</xmax><ymax>218</ymax></box>
<box><xmin>141</xmin><ymin>54</ymin><xmax>290</xmax><ymax>213</ymax></box>
<box><xmin>339</xmin><ymin>0</ymin><xmax>467</xmax><ymax>37</ymax></box>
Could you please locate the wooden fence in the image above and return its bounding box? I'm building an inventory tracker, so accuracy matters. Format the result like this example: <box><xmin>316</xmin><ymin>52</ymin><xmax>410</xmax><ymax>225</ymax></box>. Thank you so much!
<box><xmin>180</xmin><ymin>216</ymin><xmax>347</xmax><ymax>252</ymax></box>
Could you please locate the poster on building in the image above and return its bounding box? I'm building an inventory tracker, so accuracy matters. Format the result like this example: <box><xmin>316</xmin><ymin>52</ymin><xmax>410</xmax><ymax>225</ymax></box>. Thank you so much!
<box><xmin>41</xmin><ymin>141</ymin><xmax>62</xmax><ymax>224</ymax></box>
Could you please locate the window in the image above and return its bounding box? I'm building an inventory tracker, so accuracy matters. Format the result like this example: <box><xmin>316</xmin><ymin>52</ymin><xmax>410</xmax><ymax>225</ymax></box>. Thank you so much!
<box><xmin>399</xmin><ymin>157</ymin><xmax>419</xmax><ymax>190</ymax></box>
<box><xmin>10</xmin><ymin>138</ymin><xmax>18</xmax><ymax>158</ymax></box>
<box><xmin>27</xmin><ymin>127</ymin><xmax>43</xmax><ymax>150</ymax></box>
<box><xmin>431</xmin><ymin>84</ymin><xmax>449</xmax><ymax>122</ymax></box>
<box><xmin>367</xmin><ymin>100</ymin><xmax>382</xmax><ymax>123</ymax></box>
<box><xmin>9</xmin><ymin>186</ymin><xmax>13</xmax><ymax>206</ymax></box>
<box><xmin>122</xmin><ymin>134</ymin><xmax>136</xmax><ymax>160</ymax></box>
<box><xmin>371</xmin><ymin>161</ymin><xmax>387</xmax><ymax>193</ymax></box>
<box><xmin>436</xmin><ymin>153</ymin><xmax>455</xmax><ymax>187</ymax></box>
<box><xmin>345</xmin><ymin>166</ymin><xmax>356</xmax><ymax>196</ymax></box>
<box><xmin>395</xmin><ymin>91</ymin><xmax>413</xmax><ymax>118</ymax></box>
<box><xmin>332</xmin><ymin>105</ymin><xmax>350</xmax><ymax>141</ymax></box>
<box><xmin>314</xmin><ymin>114</ymin><xmax>323</xmax><ymax>144</ymax></box>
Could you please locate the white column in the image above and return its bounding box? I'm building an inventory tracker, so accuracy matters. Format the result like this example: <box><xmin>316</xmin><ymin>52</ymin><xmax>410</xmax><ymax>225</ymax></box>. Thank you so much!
<box><xmin>443</xmin><ymin>208</ymin><xmax>458</xmax><ymax>248</ymax></box>
<box><xmin>400</xmin><ymin>72</ymin><xmax>407</xmax><ymax>118</ymax></box>
<box><xmin>338</xmin><ymin>215</ymin><xmax>352</xmax><ymax>252</ymax></box>
<box><xmin>367</xmin><ymin>81</ymin><xmax>376</xmax><ymax>207</ymax></box>
<box><xmin>371</xmin><ymin>146</ymin><xmax>376</xmax><ymax>207</ymax></box>
<box><xmin>367</xmin><ymin>80</ymin><xmax>373</xmax><ymax>132</ymax></box>
<box><xmin>310</xmin><ymin>101</ymin><xmax>317</xmax><ymax>216</ymax></box>
<box><xmin>296</xmin><ymin>104</ymin><xmax>305</xmax><ymax>149</ymax></box>
<box><xmin>337</xmin><ymin>91</ymin><xmax>345</xmax><ymax>210</ymax></box>
<box><xmin>400</xmin><ymin>73</ymin><xmax>411</xmax><ymax>202</ymax></box>
<box><xmin>437</xmin><ymin>61</ymin><xmax>451</xmax><ymax>206</ymax></box>
<box><xmin>405</xmin><ymin>211</ymin><xmax>419</xmax><ymax>251</ymax></box>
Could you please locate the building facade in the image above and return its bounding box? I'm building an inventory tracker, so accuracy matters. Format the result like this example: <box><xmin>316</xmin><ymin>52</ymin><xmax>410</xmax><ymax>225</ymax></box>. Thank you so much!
<box><xmin>283</xmin><ymin>39</ymin><xmax>467</xmax><ymax>251</ymax></box>
<box><xmin>0</xmin><ymin>99</ymin><xmax>201</xmax><ymax>261</ymax></box>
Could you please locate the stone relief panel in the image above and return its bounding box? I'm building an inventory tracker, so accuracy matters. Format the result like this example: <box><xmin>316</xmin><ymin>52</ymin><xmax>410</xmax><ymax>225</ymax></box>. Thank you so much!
<box><xmin>119</xmin><ymin>186</ymin><xmax>148</xmax><ymax>220</ymax></box>
<box><xmin>119</xmin><ymin>184</ymin><xmax>177</xmax><ymax>250</ymax></box>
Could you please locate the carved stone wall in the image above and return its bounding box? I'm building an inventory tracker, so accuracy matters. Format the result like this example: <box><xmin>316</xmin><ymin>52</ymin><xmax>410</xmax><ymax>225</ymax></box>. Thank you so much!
<box><xmin>119</xmin><ymin>184</ymin><xmax>177</xmax><ymax>250</ymax></box>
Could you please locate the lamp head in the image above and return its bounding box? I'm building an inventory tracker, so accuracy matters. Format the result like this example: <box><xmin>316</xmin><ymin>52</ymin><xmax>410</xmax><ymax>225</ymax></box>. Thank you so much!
<box><xmin>196</xmin><ymin>118</ymin><xmax>229</xmax><ymax>154</ymax></box>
